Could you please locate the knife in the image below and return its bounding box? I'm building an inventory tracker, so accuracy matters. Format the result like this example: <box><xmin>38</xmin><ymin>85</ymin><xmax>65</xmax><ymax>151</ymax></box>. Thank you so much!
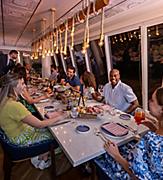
<box><xmin>52</xmin><ymin>120</ymin><xmax>71</xmax><ymax>127</ymax></box>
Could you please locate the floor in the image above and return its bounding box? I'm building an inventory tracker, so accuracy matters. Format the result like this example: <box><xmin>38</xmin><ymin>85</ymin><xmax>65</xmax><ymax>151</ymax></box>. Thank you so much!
<box><xmin>0</xmin><ymin>145</ymin><xmax>97</xmax><ymax>180</ymax></box>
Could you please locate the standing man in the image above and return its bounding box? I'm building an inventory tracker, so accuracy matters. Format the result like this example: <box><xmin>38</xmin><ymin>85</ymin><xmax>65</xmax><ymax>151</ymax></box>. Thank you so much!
<box><xmin>0</xmin><ymin>50</ymin><xmax>18</xmax><ymax>77</ymax></box>
<box><xmin>64</xmin><ymin>66</ymin><xmax>81</xmax><ymax>92</ymax></box>
<box><xmin>103</xmin><ymin>69</ymin><xmax>139</xmax><ymax>113</ymax></box>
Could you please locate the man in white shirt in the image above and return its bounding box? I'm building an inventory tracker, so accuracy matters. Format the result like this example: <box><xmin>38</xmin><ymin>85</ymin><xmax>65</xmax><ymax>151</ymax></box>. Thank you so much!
<box><xmin>103</xmin><ymin>69</ymin><xmax>139</xmax><ymax>113</ymax></box>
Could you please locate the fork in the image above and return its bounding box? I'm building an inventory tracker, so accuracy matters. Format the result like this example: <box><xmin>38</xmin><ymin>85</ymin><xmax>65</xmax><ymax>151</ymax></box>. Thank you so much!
<box><xmin>119</xmin><ymin>123</ymin><xmax>136</xmax><ymax>133</ymax></box>
<box><xmin>94</xmin><ymin>127</ymin><xmax>112</xmax><ymax>144</ymax></box>
<box><xmin>120</xmin><ymin>123</ymin><xmax>141</xmax><ymax>140</ymax></box>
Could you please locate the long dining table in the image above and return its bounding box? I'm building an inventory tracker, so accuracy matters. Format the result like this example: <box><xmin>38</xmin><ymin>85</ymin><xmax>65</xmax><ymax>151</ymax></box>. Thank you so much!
<box><xmin>34</xmin><ymin>96</ymin><xmax>149</xmax><ymax>167</ymax></box>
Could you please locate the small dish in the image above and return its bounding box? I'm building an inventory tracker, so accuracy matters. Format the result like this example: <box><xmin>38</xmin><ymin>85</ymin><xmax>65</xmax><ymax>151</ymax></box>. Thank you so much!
<box><xmin>119</xmin><ymin>114</ymin><xmax>131</xmax><ymax>120</ymax></box>
<box><xmin>44</xmin><ymin>105</ymin><xmax>55</xmax><ymax>112</ymax></box>
<box><xmin>76</xmin><ymin>125</ymin><xmax>90</xmax><ymax>134</ymax></box>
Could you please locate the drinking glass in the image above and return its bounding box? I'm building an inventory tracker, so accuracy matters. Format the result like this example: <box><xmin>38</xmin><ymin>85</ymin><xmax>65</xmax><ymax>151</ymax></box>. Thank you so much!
<box><xmin>134</xmin><ymin>108</ymin><xmax>145</xmax><ymax>136</ymax></box>
<box><xmin>70</xmin><ymin>107</ymin><xmax>79</xmax><ymax>118</ymax></box>
<box><xmin>98</xmin><ymin>85</ymin><xmax>104</xmax><ymax>96</ymax></box>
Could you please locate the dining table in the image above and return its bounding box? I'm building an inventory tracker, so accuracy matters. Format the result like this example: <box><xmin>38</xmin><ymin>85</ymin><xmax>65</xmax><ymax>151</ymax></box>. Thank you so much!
<box><xmin>34</xmin><ymin>97</ymin><xmax>149</xmax><ymax>167</ymax></box>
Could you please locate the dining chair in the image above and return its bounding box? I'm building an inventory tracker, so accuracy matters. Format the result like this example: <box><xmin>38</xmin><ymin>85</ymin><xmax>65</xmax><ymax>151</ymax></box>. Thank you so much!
<box><xmin>0</xmin><ymin>128</ymin><xmax>58</xmax><ymax>180</ymax></box>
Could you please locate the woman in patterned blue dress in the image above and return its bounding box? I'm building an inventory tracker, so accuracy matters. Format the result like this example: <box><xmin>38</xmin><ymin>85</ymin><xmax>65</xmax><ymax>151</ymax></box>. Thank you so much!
<box><xmin>94</xmin><ymin>87</ymin><xmax>163</xmax><ymax>180</ymax></box>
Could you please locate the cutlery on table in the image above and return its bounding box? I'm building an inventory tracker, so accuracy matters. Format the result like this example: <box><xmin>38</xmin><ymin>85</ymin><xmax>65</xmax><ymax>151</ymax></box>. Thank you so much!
<box><xmin>94</xmin><ymin>127</ymin><xmax>112</xmax><ymax>144</ymax></box>
<box><xmin>52</xmin><ymin>120</ymin><xmax>71</xmax><ymax>127</ymax></box>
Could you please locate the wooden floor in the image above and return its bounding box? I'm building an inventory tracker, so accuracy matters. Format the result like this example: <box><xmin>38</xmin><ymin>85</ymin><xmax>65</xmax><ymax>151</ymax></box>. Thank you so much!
<box><xmin>0</xmin><ymin>145</ymin><xmax>97</xmax><ymax>180</ymax></box>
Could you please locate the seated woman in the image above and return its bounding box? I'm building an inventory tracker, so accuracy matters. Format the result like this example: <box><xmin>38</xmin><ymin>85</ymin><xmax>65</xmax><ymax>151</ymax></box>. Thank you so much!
<box><xmin>0</xmin><ymin>73</ymin><xmax>67</xmax><ymax>168</ymax></box>
<box><xmin>94</xmin><ymin>87</ymin><xmax>163</xmax><ymax>179</ymax></box>
<box><xmin>80</xmin><ymin>71</ymin><xmax>103</xmax><ymax>102</ymax></box>
<box><xmin>14</xmin><ymin>66</ymin><xmax>52</xmax><ymax>118</ymax></box>
<box><xmin>49</xmin><ymin>65</ymin><xmax>58</xmax><ymax>82</ymax></box>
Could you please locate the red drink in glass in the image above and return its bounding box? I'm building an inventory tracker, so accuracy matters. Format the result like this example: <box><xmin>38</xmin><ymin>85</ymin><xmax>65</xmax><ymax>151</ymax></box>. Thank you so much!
<box><xmin>134</xmin><ymin>108</ymin><xmax>145</xmax><ymax>125</ymax></box>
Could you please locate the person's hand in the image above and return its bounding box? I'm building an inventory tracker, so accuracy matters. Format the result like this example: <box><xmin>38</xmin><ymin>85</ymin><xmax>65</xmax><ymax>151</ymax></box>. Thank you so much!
<box><xmin>44</xmin><ymin>91</ymin><xmax>54</xmax><ymax>98</ymax></box>
<box><xmin>141</xmin><ymin>118</ymin><xmax>158</xmax><ymax>132</ymax></box>
<box><xmin>104</xmin><ymin>141</ymin><xmax>121</xmax><ymax>160</ymax></box>
<box><xmin>46</xmin><ymin>111</ymin><xmax>67</xmax><ymax>119</ymax></box>
<box><xmin>60</xmin><ymin>79</ymin><xmax>66</xmax><ymax>85</ymax></box>
<box><xmin>66</xmin><ymin>82</ymin><xmax>71</xmax><ymax>88</ymax></box>
<box><xmin>57</xmin><ymin>111</ymin><xmax>69</xmax><ymax>120</ymax></box>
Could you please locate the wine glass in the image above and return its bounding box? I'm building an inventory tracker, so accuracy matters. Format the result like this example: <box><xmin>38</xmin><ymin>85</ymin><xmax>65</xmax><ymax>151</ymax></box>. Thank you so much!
<box><xmin>134</xmin><ymin>108</ymin><xmax>145</xmax><ymax>137</ymax></box>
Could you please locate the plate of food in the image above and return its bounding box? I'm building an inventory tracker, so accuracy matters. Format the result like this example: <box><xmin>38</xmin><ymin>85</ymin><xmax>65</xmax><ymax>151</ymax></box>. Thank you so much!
<box><xmin>56</xmin><ymin>86</ymin><xmax>69</xmax><ymax>92</ymax></box>
<box><xmin>79</xmin><ymin>113</ymin><xmax>97</xmax><ymax>119</ymax></box>
<box><xmin>44</xmin><ymin>105</ymin><xmax>55</xmax><ymax>112</ymax></box>
<box><xmin>39</xmin><ymin>99</ymin><xmax>49</xmax><ymax>103</ymax></box>
<box><xmin>53</xmin><ymin>85</ymin><xmax>61</xmax><ymax>89</ymax></box>
<box><xmin>119</xmin><ymin>114</ymin><xmax>131</xmax><ymax>120</ymax></box>
<box><xmin>101</xmin><ymin>122</ymin><xmax>129</xmax><ymax>139</ymax></box>
<box><xmin>78</xmin><ymin>106</ymin><xmax>99</xmax><ymax>119</ymax></box>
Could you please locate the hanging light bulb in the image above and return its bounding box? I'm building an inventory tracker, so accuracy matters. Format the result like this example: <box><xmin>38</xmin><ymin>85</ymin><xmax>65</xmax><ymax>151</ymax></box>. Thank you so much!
<box><xmin>98</xmin><ymin>8</ymin><xmax>104</xmax><ymax>47</ymax></box>
<box><xmin>138</xmin><ymin>34</ymin><xmax>141</xmax><ymax>39</ymax></box>
<box><xmin>70</xmin><ymin>16</ymin><xmax>75</xmax><ymax>50</ymax></box>
<box><xmin>42</xmin><ymin>53</ymin><xmax>45</xmax><ymax>58</ymax></box>
<box><xmin>63</xmin><ymin>20</ymin><xmax>68</xmax><ymax>55</ymax></box>
<box><xmin>41</xmin><ymin>18</ymin><xmax>47</xmax><ymax>58</ymax></box>
<box><xmin>82</xmin><ymin>3</ymin><xmax>90</xmax><ymax>53</ymax></box>
<box><xmin>99</xmin><ymin>34</ymin><xmax>104</xmax><ymax>46</ymax></box>
<box><xmin>55</xmin><ymin>28</ymin><xmax>59</xmax><ymax>54</ymax></box>
<box><xmin>156</xmin><ymin>26</ymin><xmax>160</xmax><ymax>36</ymax></box>
<box><xmin>119</xmin><ymin>34</ymin><xmax>123</xmax><ymax>42</ymax></box>
<box><xmin>59</xmin><ymin>29</ymin><xmax>63</xmax><ymax>54</ymax></box>
<box><xmin>39</xmin><ymin>39</ymin><xmax>43</xmax><ymax>50</ymax></box>
<box><xmin>82</xmin><ymin>46</ymin><xmax>86</xmax><ymax>54</ymax></box>
<box><xmin>53</xmin><ymin>32</ymin><xmax>57</xmax><ymax>48</ymax></box>
<box><xmin>148</xmin><ymin>29</ymin><xmax>151</xmax><ymax>37</ymax></box>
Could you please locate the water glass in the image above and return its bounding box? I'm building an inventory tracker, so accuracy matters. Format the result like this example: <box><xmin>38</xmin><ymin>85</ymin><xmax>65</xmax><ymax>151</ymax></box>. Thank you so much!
<box><xmin>70</xmin><ymin>107</ymin><xmax>79</xmax><ymax>118</ymax></box>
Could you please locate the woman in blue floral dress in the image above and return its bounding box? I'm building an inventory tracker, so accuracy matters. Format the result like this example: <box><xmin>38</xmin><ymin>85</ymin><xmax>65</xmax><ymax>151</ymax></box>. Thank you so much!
<box><xmin>94</xmin><ymin>87</ymin><xmax>163</xmax><ymax>180</ymax></box>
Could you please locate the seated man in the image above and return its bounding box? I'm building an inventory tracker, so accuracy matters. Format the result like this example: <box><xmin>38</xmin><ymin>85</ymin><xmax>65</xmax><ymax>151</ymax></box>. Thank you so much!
<box><xmin>103</xmin><ymin>69</ymin><xmax>139</xmax><ymax>113</ymax></box>
<box><xmin>64</xmin><ymin>66</ymin><xmax>81</xmax><ymax>92</ymax></box>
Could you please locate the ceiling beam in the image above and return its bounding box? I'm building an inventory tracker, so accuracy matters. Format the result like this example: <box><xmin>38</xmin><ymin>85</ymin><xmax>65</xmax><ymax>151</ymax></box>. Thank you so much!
<box><xmin>1</xmin><ymin>0</ymin><xmax>5</xmax><ymax>45</ymax></box>
<box><xmin>0</xmin><ymin>45</ymin><xmax>31</xmax><ymax>52</ymax></box>
<box><xmin>14</xmin><ymin>0</ymin><xmax>42</xmax><ymax>46</ymax></box>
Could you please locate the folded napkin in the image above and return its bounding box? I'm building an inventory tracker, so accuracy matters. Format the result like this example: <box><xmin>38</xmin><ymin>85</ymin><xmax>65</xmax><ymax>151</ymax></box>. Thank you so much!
<box><xmin>102</xmin><ymin>122</ymin><xmax>128</xmax><ymax>136</ymax></box>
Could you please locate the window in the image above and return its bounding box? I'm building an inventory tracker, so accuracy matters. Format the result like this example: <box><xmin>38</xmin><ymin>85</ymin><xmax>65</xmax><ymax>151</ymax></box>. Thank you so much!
<box><xmin>147</xmin><ymin>24</ymin><xmax>163</xmax><ymax>99</ymax></box>
<box><xmin>109</xmin><ymin>29</ymin><xmax>142</xmax><ymax>104</ymax></box>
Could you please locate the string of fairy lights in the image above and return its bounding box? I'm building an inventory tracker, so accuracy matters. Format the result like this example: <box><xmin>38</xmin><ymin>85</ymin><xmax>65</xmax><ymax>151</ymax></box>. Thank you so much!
<box><xmin>111</xmin><ymin>25</ymin><xmax>161</xmax><ymax>45</ymax></box>
<box><xmin>31</xmin><ymin>0</ymin><xmax>107</xmax><ymax>60</ymax></box>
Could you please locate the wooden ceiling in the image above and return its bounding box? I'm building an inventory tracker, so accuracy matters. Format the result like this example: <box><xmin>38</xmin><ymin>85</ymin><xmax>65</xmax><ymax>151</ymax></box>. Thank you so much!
<box><xmin>0</xmin><ymin>0</ymin><xmax>150</xmax><ymax>50</ymax></box>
